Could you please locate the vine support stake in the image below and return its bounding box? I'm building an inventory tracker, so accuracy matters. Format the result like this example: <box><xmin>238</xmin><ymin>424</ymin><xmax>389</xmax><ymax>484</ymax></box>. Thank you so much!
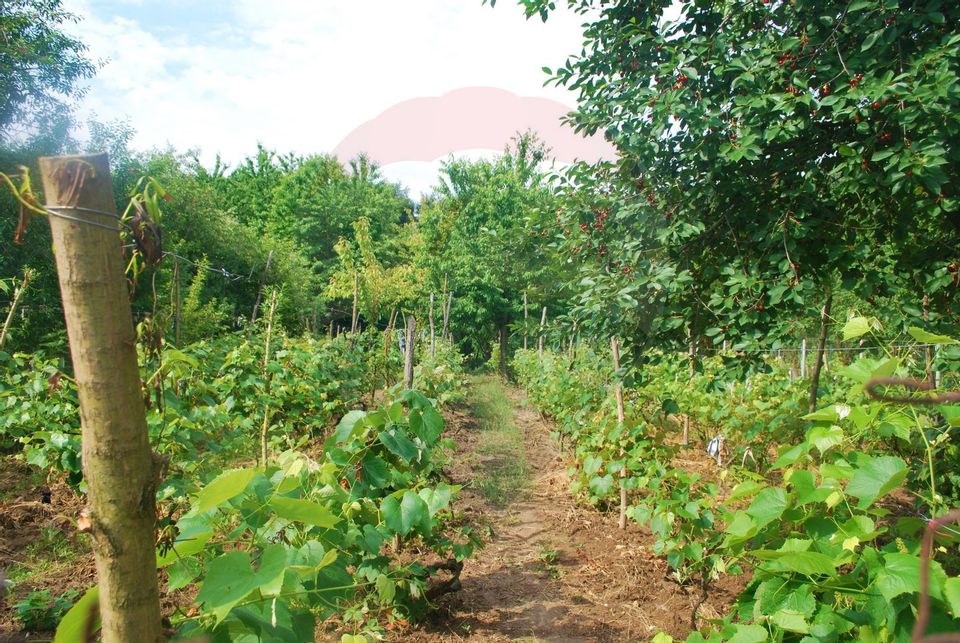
<box><xmin>523</xmin><ymin>291</ymin><xmax>529</xmax><ymax>350</ymax></box>
<box><xmin>404</xmin><ymin>314</ymin><xmax>416</xmax><ymax>389</ymax></box>
<box><xmin>808</xmin><ymin>290</ymin><xmax>833</xmax><ymax>413</ymax></box>
<box><xmin>250</xmin><ymin>249</ymin><xmax>273</xmax><ymax>324</ymax></box>
<box><xmin>611</xmin><ymin>336</ymin><xmax>627</xmax><ymax>529</ymax></box>
<box><xmin>350</xmin><ymin>271</ymin><xmax>359</xmax><ymax>334</ymax></box>
<box><xmin>800</xmin><ymin>338</ymin><xmax>807</xmax><ymax>379</ymax></box>
<box><xmin>0</xmin><ymin>267</ymin><xmax>32</xmax><ymax>349</ymax></box>
<box><xmin>40</xmin><ymin>152</ymin><xmax>163</xmax><ymax>643</ymax></box>
<box><xmin>429</xmin><ymin>292</ymin><xmax>436</xmax><ymax>359</ymax></box>
<box><xmin>684</xmin><ymin>340</ymin><xmax>694</xmax><ymax>446</ymax></box>
<box><xmin>259</xmin><ymin>289</ymin><xmax>279</xmax><ymax>466</ymax></box>
<box><xmin>538</xmin><ymin>306</ymin><xmax>547</xmax><ymax>357</ymax></box>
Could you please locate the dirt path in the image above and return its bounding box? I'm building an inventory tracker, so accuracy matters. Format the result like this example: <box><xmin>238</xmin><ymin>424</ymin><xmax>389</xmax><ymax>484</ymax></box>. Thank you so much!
<box><xmin>405</xmin><ymin>377</ymin><xmax>736</xmax><ymax>642</ymax></box>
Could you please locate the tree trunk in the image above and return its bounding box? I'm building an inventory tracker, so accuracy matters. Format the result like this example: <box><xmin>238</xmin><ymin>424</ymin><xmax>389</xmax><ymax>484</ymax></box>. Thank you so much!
<box><xmin>808</xmin><ymin>290</ymin><xmax>833</xmax><ymax>413</ymax></box>
<box><xmin>40</xmin><ymin>153</ymin><xmax>163</xmax><ymax>643</ymax></box>
<box><xmin>684</xmin><ymin>340</ymin><xmax>694</xmax><ymax>446</ymax></box>
<box><xmin>611</xmin><ymin>337</ymin><xmax>627</xmax><ymax>529</ymax></box>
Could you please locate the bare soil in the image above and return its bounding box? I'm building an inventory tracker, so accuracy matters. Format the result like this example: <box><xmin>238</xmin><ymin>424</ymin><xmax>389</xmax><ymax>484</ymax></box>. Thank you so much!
<box><xmin>403</xmin><ymin>384</ymin><xmax>740</xmax><ymax>642</ymax></box>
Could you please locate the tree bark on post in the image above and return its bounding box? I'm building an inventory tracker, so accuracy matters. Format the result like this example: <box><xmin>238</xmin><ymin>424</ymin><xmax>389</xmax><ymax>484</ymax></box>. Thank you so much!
<box><xmin>538</xmin><ymin>306</ymin><xmax>547</xmax><ymax>357</ymax></box>
<box><xmin>39</xmin><ymin>153</ymin><xmax>163</xmax><ymax>643</ymax></box>
<box><xmin>250</xmin><ymin>249</ymin><xmax>273</xmax><ymax>324</ymax></box>
<box><xmin>404</xmin><ymin>314</ymin><xmax>416</xmax><ymax>389</ymax></box>
<box><xmin>808</xmin><ymin>290</ymin><xmax>833</xmax><ymax>413</ymax></box>
<box><xmin>172</xmin><ymin>257</ymin><xmax>182</xmax><ymax>346</ymax></box>
<box><xmin>429</xmin><ymin>292</ymin><xmax>436</xmax><ymax>359</ymax></box>
<box><xmin>611</xmin><ymin>337</ymin><xmax>627</xmax><ymax>529</ymax></box>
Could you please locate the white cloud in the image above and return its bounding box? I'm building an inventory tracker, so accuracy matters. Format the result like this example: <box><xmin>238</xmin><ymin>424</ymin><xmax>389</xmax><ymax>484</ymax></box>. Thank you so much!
<box><xmin>62</xmin><ymin>0</ymin><xmax>589</xmax><ymax>183</ymax></box>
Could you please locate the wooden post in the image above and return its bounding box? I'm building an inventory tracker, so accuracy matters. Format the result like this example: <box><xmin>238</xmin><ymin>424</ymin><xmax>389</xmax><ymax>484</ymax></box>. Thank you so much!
<box><xmin>523</xmin><ymin>291</ymin><xmax>529</xmax><ymax>350</ymax></box>
<box><xmin>250</xmin><ymin>249</ymin><xmax>273</xmax><ymax>324</ymax></box>
<box><xmin>171</xmin><ymin>257</ymin><xmax>181</xmax><ymax>346</ymax></box>
<box><xmin>351</xmin><ymin>271</ymin><xmax>360</xmax><ymax>334</ymax></box>
<box><xmin>442</xmin><ymin>291</ymin><xmax>453</xmax><ymax>341</ymax></box>
<box><xmin>612</xmin><ymin>337</ymin><xmax>627</xmax><ymax>529</ymax></box>
<box><xmin>684</xmin><ymin>341</ymin><xmax>694</xmax><ymax>446</ymax></box>
<box><xmin>499</xmin><ymin>322</ymin><xmax>509</xmax><ymax>381</ymax></box>
<box><xmin>429</xmin><ymin>292</ymin><xmax>436</xmax><ymax>359</ymax></box>
<box><xmin>808</xmin><ymin>291</ymin><xmax>833</xmax><ymax>413</ymax></box>
<box><xmin>328</xmin><ymin>319</ymin><xmax>334</xmax><ymax>338</ymax></box>
<box><xmin>39</xmin><ymin>153</ymin><xmax>162</xmax><ymax>643</ymax></box>
<box><xmin>0</xmin><ymin>267</ymin><xmax>32</xmax><ymax>349</ymax></box>
<box><xmin>924</xmin><ymin>294</ymin><xmax>934</xmax><ymax>384</ymax></box>
<box><xmin>538</xmin><ymin>306</ymin><xmax>547</xmax><ymax>356</ymax></box>
<box><xmin>800</xmin><ymin>339</ymin><xmax>807</xmax><ymax>379</ymax></box>
<box><xmin>260</xmin><ymin>290</ymin><xmax>279</xmax><ymax>465</ymax></box>
<box><xmin>404</xmin><ymin>314</ymin><xmax>416</xmax><ymax>389</ymax></box>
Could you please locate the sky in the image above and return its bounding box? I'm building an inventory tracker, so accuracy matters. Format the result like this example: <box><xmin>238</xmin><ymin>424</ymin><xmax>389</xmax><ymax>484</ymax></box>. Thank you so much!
<box><xmin>61</xmin><ymin>0</ymin><xmax>613</xmax><ymax>196</ymax></box>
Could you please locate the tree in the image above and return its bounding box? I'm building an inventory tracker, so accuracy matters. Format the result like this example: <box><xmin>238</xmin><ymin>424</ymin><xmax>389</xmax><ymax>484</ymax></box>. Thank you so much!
<box><xmin>492</xmin><ymin>0</ymin><xmax>959</xmax><ymax>367</ymax></box>
<box><xmin>417</xmin><ymin>132</ymin><xmax>561</xmax><ymax>365</ymax></box>
<box><xmin>0</xmin><ymin>0</ymin><xmax>97</xmax><ymax>142</ymax></box>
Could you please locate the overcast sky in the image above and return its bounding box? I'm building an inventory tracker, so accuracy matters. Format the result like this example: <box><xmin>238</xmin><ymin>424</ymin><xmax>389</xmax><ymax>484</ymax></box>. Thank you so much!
<box><xmin>61</xmin><ymin>0</ymin><xmax>601</xmax><ymax>196</ymax></box>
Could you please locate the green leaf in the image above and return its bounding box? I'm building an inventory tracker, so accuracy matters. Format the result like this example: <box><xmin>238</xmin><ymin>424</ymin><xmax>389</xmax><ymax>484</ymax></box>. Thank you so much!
<box><xmin>772</xmin><ymin>609</ymin><xmax>809</xmax><ymax>633</ymax></box>
<box><xmin>157</xmin><ymin>530</ymin><xmax>213</xmax><ymax>568</ymax></box>
<box><xmin>747</xmin><ymin>487</ymin><xmax>789</xmax><ymax>528</ymax></box>
<box><xmin>842</xmin><ymin>316</ymin><xmax>874</xmax><ymax>340</ymax></box>
<box><xmin>861</xmin><ymin>30</ymin><xmax>881</xmax><ymax>51</ymax></box>
<box><xmin>194</xmin><ymin>468</ymin><xmax>256</xmax><ymax>514</ymax></box>
<box><xmin>270</xmin><ymin>496</ymin><xmax>340</xmax><ymax>528</ymax></box>
<box><xmin>808</xmin><ymin>425</ymin><xmax>844</xmax><ymax>454</ymax></box>
<box><xmin>907</xmin><ymin>327</ymin><xmax>957</xmax><ymax>345</ymax></box>
<box><xmin>253</xmin><ymin>543</ymin><xmax>288</xmax><ymax>597</ymax></box>
<box><xmin>375</xmin><ymin>574</ymin><xmax>396</xmax><ymax>604</ymax></box>
<box><xmin>846</xmin><ymin>456</ymin><xmax>907</xmax><ymax>508</ymax></box>
<box><xmin>196</xmin><ymin>551</ymin><xmax>257</xmax><ymax>624</ymax></box>
<box><xmin>875</xmin><ymin>552</ymin><xmax>921</xmax><ymax>600</ymax></box>
<box><xmin>418</xmin><ymin>483</ymin><xmax>453</xmax><ymax>516</ymax></box>
<box><xmin>726</xmin><ymin>624</ymin><xmax>768</xmax><ymax>643</ymax></box>
<box><xmin>944</xmin><ymin>577</ymin><xmax>960</xmax><ymax>617</ymax></box>
<box><xmin>777</xmin><ymin>551</ymin><xmax>837</xmax><ymax>576</ymax></box>
<box><xmin>589</xmin><ymin>473</ymin><xmax>615</xmax><ymax>496</ymax></box>
<box><xmin>54</xmin><ymin>585</ymin><xmax>100</xmax><ymax>643</ymax></box>
<box><xmin>381</xmin><ymin>491</ymin><xmax>430</xmax><ymax>536</ymax></box>
<box><xmin>379</xmin><ymin>429</ymin><xmax>419</xmax><ymax>462</ymax></box>
<box><xmin>727</xmin><ymin>480</ymin><xmax>766</xmax><ymax>503</ymax></box>
<box><xmin>333</xmin><ymin>410</ymin><xmax>366</xmax><ymax>442</ymax></box>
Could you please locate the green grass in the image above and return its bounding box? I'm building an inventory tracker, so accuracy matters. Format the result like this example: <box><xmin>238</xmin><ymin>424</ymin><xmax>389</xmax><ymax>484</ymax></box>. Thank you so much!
<box><xmin>468</xmin><ymin>375</ymin><xmax>529</xmax><ymax>506</ymax></box>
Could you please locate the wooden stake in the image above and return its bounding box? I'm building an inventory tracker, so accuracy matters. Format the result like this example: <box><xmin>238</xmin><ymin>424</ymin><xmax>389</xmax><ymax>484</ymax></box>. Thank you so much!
<box><xmin>350</xmin><ymin>271</ymin><xmax>360</xmax><ymax>334</ymax></box>
<box><xmin>538</xmin><ymin>306</ymin><xmax>547</xmax><ymax>356</ymax></box>
<box><xmin>499</xmin><ymin>323</ymin><xmax>508</xmax><ymax>381</ymax></box>
<box><xmin>429</xmin><ymin>292</ymin><xmax>436</xmax><ymax>358</ymax></box>
<box><xmin>800</xmin><ymin>338</ymin><xmax>807</xmax><ymax>379</ymax></box>
<box><xmin>40</xmin><ymin>153</ymin><xmax>162</xmax><ymax>643</ymax></box>
<box><xmin>250</xmin><ymin>249</ymin><xmax>273</xmax><ymax>324</ymax></box>
<box><xmin>0</xmin><ymin>267</ymin><xmax>32</xmax><ymax>349</ymax></box>
<box><xmin>924</xmin><ymin>294</ymin><xmax>934</xmax><ymax>384</ymax></box>
<box><xmin>808</xmin><ymin>291</ymin><xmax>833</xmax><ymax>413</ymax></box>
<box><xmin>523</xmin><ymin>291</ymin><xmax>529</xmax><ymax>350</ymax></box>
<box><xmin>612</xmin><ymin>336</ymin><xmax>627</xmax><ymax>530</ymax></box>
<box><xmin>442</xmin><ymin>291</ymin><xmax>453</xmax><ymax>341</ymax></box>
<box><xmin>260</xmin><ymin>290</ymin><xmax>279</xmax><ymax>465</ymax></box>
<box><xmin>684</xmin><ymin>341</ymin><xmax>694</xmax><ymax>446</ymax></box>
<box><xmin>171</xmin><ymin>257</ymin><xmax>181</xmax><ymax>346</ymax></box>
<box><xmin>404</xmin><ymin>314</ymin><xmax>416</xmax><ymax>389</ymax></box>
